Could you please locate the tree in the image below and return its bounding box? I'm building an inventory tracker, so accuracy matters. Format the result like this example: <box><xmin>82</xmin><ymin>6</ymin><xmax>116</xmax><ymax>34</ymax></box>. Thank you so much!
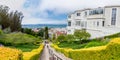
<box><xmin>37</xmin><ymin>28</ymin><xmax>44</xmax><ymax>37</ymax></box>
<box><xmin>0</xmin><ymin>5</ymin><xmax>10</xmax><ymax>30</ymax></box>
<box><xmin>65</xmin><ymin>34</ymin><xmax>75</xmax><ymax>43</ymax></box>
<box><xmin>44</xmin><ymin>27</ymin><xmax>49</xmax><ymax>39</ymax></box>
<box><xmin>9</xmin><ymin>11</ymin><xmax>23</xmax><ymax>32</ymax></box>
<box><xmin>0</xmin><ymin>5</ymin><xmax>23</xmax><ymax>32</ymax></box>
<box><xmin>52</xmin><ymin>34</ymin><xmax>56</xmax><ymax>40</ymax></box>
<box><xmin>74</xmin><ymin>30</ymin><xmax>91</xmax><ymax>43</ymax></box>
<box><xmin>57</xmin><ymin>35</ymin><xmax>66</xmax><ymax>42</ymax></box>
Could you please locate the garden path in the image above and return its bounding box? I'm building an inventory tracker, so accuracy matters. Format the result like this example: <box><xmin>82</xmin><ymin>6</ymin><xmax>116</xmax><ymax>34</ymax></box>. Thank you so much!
<box><xmin>39</xmin><ymin>44</ymin><xmax>49</xmax><ymax>60</ymax></box>
<box><xmin>39</xmin><ymin>42</ymin><xmax>72</xmax><ymax>60</ymax></box>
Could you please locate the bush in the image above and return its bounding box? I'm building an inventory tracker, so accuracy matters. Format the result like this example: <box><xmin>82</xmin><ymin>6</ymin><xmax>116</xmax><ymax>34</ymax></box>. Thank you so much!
<box><xmin>51</xmin><ymin>44</ymin><xmax>72</xmax><ymax>57</ymax></box>
<box><xmin>0</xmin><ymin>29</ymin><xmax>3</xmax><ymax>35</ymax></box>
<box><xmin>0</xmin><ymin>32</ymin><xmax>40</xmax><ymax>46</ymax></box>
<box><xmin>57</xmin><ymin>35</ymin><xmax>66</xmax><ymax>42</ymax></box>
<box><xmin>52</xmin><ymin>38</ymin><xmax>120</xmax><ymax>60</ymax></box>
<box><xmin>0</xmin><ymin>47</ymin><xmax>22</xmax><ymax>60</ymax></box>
<box><xmin>84</xmin><ymin>41</ymin><xmax>107</xmax><ymax>48</ymax></box>
<box><xmin>23</xmin><ymin>44</ymin><xmax>44</xmax><ymax>60</ymax></box>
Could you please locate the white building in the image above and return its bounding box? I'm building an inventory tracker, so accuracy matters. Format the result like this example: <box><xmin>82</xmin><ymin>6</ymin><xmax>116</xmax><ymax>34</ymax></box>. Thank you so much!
<box><xmin>67</xmin><ymin>5</ymin><xmax>120</xmax><ymax>38</ymax></box>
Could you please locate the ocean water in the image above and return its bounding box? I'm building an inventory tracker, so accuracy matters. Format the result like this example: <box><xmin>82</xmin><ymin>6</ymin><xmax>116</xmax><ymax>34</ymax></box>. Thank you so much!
<box><xmin>22</xmin><ymin>24</ymin><xmax>67</xmax><ymax>29</ymax></box>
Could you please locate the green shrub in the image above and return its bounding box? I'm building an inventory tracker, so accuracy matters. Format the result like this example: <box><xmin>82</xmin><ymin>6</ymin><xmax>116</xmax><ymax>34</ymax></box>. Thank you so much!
<box><xmin>84</xmin><ymin>41</ymin><xmax>107</xmax><ymax>48</ymax></box>
<box><xmin>23</xmin><ymin>44</ymin><xmax>44</xmax><ymax>60</ymax></box>
<box><xmin>52</xmin><ymin>38</ymin><xmax>120</xmax><ymax>60</ymax></box>
<box><xmin>0</xmin><ymin>29</ymin><xmax>3</xmax><ymax>35</ymax></box>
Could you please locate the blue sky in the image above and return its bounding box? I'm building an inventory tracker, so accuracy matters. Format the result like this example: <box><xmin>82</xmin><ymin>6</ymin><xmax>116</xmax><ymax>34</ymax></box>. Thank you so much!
<box><xmin>0</xmin><ymin>0</ymin><xmax>120</xmax><ymax>24</ymax></box>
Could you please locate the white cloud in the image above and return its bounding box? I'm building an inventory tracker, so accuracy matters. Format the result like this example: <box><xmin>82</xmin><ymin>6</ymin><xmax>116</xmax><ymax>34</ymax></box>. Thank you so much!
<box><xmin>39</xmin><ymin>0</ymin><xmax>120</xmax><ymax>14</ymax></box>
<box><xmin>0</xmin><ymin>0</ymin><xmax>120</xmax><ymax>24</ymax></box>
<box><xmin>0</xmin><ymin>0</ymin><xmax>25</xmax><ymax>11</ymax></box>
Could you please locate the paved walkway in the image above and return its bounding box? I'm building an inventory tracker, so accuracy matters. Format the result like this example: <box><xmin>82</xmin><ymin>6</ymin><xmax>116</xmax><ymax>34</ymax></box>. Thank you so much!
<box><xmin>40</xmin><ymin>44</ymin><xmax>49</xmax><ymax>60</ymax></box>
<box><xmin>40</xmin><ymin>43</ymin><xmax>72</xmax><ymax>60</ymax></box>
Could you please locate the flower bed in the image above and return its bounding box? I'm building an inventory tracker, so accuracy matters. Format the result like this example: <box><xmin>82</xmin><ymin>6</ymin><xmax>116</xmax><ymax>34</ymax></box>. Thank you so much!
<box><xmin>0</xmin><ymin>47</ymin><xmax>22</xmax><ymax>60</ymax></box>
<box><xmin>23</xmin><ymin>44</ymin><xmax>44</xmax><ymax>60</ymax></box>
<box><xmin>52</xmin><ymin>38</ymin><xmax>120</xmax><ymax>60</ymax></box>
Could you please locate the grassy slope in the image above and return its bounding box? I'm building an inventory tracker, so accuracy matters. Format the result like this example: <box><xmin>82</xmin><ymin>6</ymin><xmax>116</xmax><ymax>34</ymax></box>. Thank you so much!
<box><xmin>0</xmin><ymin>32</ymin><xmax>41</xmax><ymax>52</ymax></box>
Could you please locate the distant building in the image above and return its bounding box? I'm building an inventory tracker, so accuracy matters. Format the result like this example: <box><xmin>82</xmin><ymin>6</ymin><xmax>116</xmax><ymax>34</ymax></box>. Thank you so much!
<box><xmin>67</xmin><ymin>5</ymin><xmax>120</xmax><ymax>38</ymax></box>
<box><xmin>32</xmin><ymin>28</ymin><xmax>40</xmax><ymax>33</ymax></box>
<box><xmin>49</xmin><ymin>28</ymin><xmax>67</xmax><ymax>39</ymax></box>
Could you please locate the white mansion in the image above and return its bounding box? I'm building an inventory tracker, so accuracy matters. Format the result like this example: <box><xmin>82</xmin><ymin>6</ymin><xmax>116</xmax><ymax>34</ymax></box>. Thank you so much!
<box><xmin>67</xmin><ymin>5</ymin><xmax>120</xmax><ymax>38</ymax></box>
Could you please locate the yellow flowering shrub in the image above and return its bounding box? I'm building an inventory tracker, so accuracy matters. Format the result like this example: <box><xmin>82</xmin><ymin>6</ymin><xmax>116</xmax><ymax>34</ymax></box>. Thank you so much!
<box><xmin>23</xmin><ymin>44</ymin><xmax>44</xmax><ymax>60</ymax></box>
<box><xmin>52</xmin><ymin>38</ymin><xmax>120</xmax><ymax>60</ymax></box>
<box><xmin>0</xmin><ymin>47</ymin><xmax>22</xmax><ymax>60</ymax></box>
<box><xmin>51</xmin><ymin>44</ymin><xmax>72</xmax><ymax>57</ymax></box>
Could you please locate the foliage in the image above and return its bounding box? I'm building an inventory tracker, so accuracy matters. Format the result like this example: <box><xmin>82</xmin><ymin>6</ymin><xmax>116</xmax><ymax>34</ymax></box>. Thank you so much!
<box><xmin>44</xmin><ymin>26</ymin><xmax>49</xmax><ymax>39</ymax></box>
<box><xmin>0</xmin><ymin>29</ymin><xmax>3</xmax><ymax>35</ymax></box>
<box><xmin>0</xmin><ymin>32</ymin><xmax>40</xmax><ymax>46</ymax></box>
<box><xmin>37</xmin><ymin>28</ymin><xmax>44</xmax><ymax>37</ymax></box>
<box><xmin>23</xmin><ymin>44</ymin><xmax>44</xmax><ymax>60</ymax></box>
<box><xmin>0</xmin><ymin>5</ymin><xmax>23</xmax><ymax>32</ymax></box>
<box><xmin>58</xmin><ymin>41</ymin><xmax>87</xmax><ymax>49</ymax></box>
<box><xmin>9</xmin><ymin>11</ymin><xmax>23</xmax><ymax>32</ymax></box>
<box><xmin>52</xmin><ymin>38</ymin><xmax>120</xmax><ymax>60</ymax></box>
<box><xmin>58</xmin><ymin>40</ymin><xmax>108</xmax><ymax>49</ymax></box>
<box><xmin>0</xmin><ymin>5</ymin><xmax>10</xmax><ymax>29</ymax></box>
<box><xmin>57</xmin><ymin>35</ymin><xmax>66</xmax><ymax>42</ymax></box>
<box><xmin>74</xmin><ymin>30</ymin><xmax>91</xmax><ymax>40</ymax></box>
<box><xmin>0</xmin><ymin>47</ymin><xmax>22</xmax><ymax>60</ymax></box>
<box><xmin>65</xmin><ymin>34</ymin><xmax>75</xmax><ymax>43</ymax></box>
<box><xmin>8</xmin><ymin>44</ymin><xmax>39</xmax><ymax>52</ymax></box>
<box><xmin>21</xmin><ymin>28</ymin><xmax>37</xmax><ymax>37</ymax></box>
<box><xmin>84</xmin><ymin>41</ymin><xmax>108</xmax><ymax>48</ymax></box>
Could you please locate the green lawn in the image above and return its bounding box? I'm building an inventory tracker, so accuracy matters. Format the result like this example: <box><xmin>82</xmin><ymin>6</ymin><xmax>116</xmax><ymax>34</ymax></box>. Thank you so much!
<box><xmin>0</xmin><ymin>32</ymin><xmax>42</xmax><ymax>52</ymax></box>
<box><xmin>58</xmin><ymin>40</ymin><xmax>108</xmax><ymax>49</ymax></box>
<box><xmin>7</xmin><ymin>44</ymin><xmax>39</xmax><ymax>52</ymax></box>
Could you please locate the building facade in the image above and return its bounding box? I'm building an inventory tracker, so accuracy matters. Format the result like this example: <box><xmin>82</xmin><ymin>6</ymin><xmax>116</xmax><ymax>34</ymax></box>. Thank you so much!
<box><xmin>67</xmin><ymin>5</ymin><xmax>120</xmax><ymax>38</ymax></box>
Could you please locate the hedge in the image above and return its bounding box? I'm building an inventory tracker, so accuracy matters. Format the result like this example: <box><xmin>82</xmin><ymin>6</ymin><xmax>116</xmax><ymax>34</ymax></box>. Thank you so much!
<box><xmin>51</xmin><ymin>38</ymin><xmax>120</xmax><ymax>60</ymax></box>
<box><xmin>23</xmin><ymin>44</ymin><xmax>44</xmax><ymax>60</ymax></box>
<box><xmin>0</xmin><ymin>47</ymin><xmax>22</xmax><ymax>60</ymax></box>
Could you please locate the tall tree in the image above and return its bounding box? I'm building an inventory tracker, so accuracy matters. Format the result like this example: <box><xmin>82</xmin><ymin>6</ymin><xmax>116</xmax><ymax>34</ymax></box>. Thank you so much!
<box><xmin>37</xmin><ymin>28</ymin><xmax>44</xmax><ymax>37</ymax></box>
<box><xmin>44</xmin><ymin>26</ymin><xmax>49</xmax><ymax>39</ymax></box>
<box><xmin>0</xmin><ymin>5</ymin><xmax>23</xmax><ymax>32</ymax></box>
<box><xmin>9</xmin><ymin>11</ymin><xmax>24</xmax><ymax>32</ymax></box>
<box><xmin>0</xmin><ymin>5</ymin><xmax>10</xmax><ymax>30</ymax></box>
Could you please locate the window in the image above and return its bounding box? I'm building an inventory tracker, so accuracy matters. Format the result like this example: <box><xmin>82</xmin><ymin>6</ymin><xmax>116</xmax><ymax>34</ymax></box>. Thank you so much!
<box><xmin>81</xmin><ymin>22</ymin><xmax>84</xmax><ymax>27</ymax></box>
<box><xmin>68</xmin><ymin>30</ymin><xmax>71</xmax><ymax>32</ymax></box>
<box><xmin>68</xmin><ymin>15</ymin><xmax>71</xmax><ymax>18</ymax></box>
<box><xmin>111</xmin><ymin>8</ymin><xmax>117</xmax><ymax>25</ymax></box>
<box><xmin>102</xmin><ymin>21</ymin><xmax>105</xmax><ymax>27</ymax></box>
<box><xmin>85</xmin><ymin>11</ymin><xmax>87</xmax><ymax>16</ymax></box>
<box><xmin>76</xmin><ymin>21</ymin><xmax>81</xmax><ymax>26</ymax></box>
<box><xmin>89</xmin><ymin>8</ymin><xmax>103</xmax><ymax>15</ymax></box>
<box><xmin>97</xmin><ymin>21</ymin><xmax>99</xmax><ymax>26</ymax></box>
<box><xmin>77</xmin><ymin>13</ymin><xmax>80</xmax><ymax>16</ymax></box>
<box><xmin>68</xmin><ymin>21</ymin><xmax>71</xmax><ymax>26</ymax></box>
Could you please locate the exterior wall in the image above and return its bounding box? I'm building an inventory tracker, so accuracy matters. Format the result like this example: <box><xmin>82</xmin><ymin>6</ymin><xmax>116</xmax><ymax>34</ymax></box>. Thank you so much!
<box><xmin>67</xmin><ymin>6</ymin><xmax>120</xmax><ymax>37</ymax></box>
<box><xmin>87</xmin><ymin>19</ymin><xmax>104</xmax><ymax>29</ymax></box>
<box><xmin>116</xmin><ymin>7</ymin><xmax>120</xmax><ymax>28</ymax></box>
<box><xmin>104</xmin><ymin>7</ymin><xmax>113</xmax><ymax>27</ymax></box>
<box><xmin>105</xmin><ymin>7</ymin><xmax>120</xmax><ymax>28</ymax></box>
